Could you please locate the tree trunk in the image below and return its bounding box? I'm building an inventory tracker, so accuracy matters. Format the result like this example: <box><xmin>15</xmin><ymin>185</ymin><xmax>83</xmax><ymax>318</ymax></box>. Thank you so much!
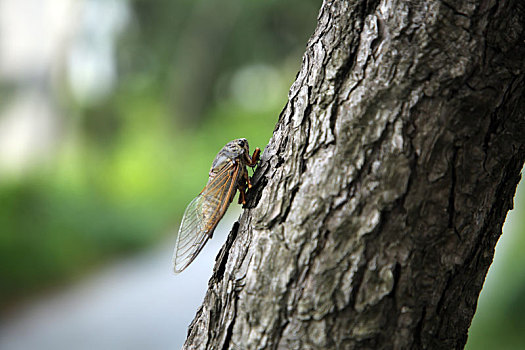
<box><xmin>183</xmin><ymin>0</ymin><xmax>525</xmax><ymax>349</ymax></box>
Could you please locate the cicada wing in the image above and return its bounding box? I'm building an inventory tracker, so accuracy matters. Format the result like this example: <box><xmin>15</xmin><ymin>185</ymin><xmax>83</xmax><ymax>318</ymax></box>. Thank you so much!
<box><xmin>200</xmin><ymin>161</ymin><xmax>241</xmax><ymax>228</ymax></box>
<box><xmin>172</xmin><ymin>195</ymin><xmax>210</xmax><ymax>273</ymax></box>
<box><xmin>172</xmin><ymin>161</ymin><xmax>240</xmax><ymax>273</ymax></box>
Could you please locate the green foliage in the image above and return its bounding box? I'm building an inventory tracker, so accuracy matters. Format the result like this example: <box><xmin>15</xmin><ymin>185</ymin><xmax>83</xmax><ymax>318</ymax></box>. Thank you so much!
<box><xmin>0</xmin><ymin>56</ymin><xmax>285</xmax><ymax>308</ymax></box>
<box><xmin>466</xmin><ymin>182</ymin><xmax>525</xmax><ymax>350</ymax></box>
<box><xmin>0</xmin><ymin>179</ymin><xmax>157</xmax><ymax>300</ymax></box>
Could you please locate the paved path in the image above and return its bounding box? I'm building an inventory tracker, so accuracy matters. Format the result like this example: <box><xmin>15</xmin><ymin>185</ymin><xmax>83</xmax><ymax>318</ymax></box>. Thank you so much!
<box><xmin>0</xmin><ymin>216</ymin><xmax>234</xmax><ymax>350</ymax></box>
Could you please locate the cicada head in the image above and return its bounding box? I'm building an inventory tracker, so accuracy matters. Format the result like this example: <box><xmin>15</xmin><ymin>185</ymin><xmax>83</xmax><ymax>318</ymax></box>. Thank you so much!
<box><xmin>211</xmin><ymin>138</ymin><xmax>250</xmax><ymax>171</ymax></box>
<box><xmin>223</xmin><ymin>138</ymin><xmax>250</xmax><ymax>159</ymax></box>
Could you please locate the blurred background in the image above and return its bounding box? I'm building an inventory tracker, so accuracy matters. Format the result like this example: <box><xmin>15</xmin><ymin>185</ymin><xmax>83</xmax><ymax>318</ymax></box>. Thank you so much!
<box><xmin>0</xmin><ymin>0</ymin><xmax>522</xmax><ymax>349</ymax></box>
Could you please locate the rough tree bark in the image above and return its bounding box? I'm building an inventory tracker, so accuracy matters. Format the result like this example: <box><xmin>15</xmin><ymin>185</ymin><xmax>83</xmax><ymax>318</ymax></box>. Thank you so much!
<box><xmin>183</xmin><ymin>0</ymin><xmax>525</xmax><ymax>349</ymax></box>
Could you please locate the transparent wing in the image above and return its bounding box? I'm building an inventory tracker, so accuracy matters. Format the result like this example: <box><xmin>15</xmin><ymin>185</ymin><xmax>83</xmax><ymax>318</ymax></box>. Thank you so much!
<box><xmin>172</xmin><ymin>161</ymin><xmax>240</xmax><ymax>273</ymax></box>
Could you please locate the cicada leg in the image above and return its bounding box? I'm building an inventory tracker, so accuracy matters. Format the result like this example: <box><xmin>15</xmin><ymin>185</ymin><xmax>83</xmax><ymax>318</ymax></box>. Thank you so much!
<box><xmin>243</xmin><ymin>168</ymin><xmax>252</xmax><ymax>189</ymax></box>
<box><xmin>247</xmin><ymin>148</ymin><xmax>260</xmax><ymax>167</ymax></box>
<box><xmin>238</xmin><ymin>181</ymin><xmax>247</xmax><ymax>205</ymax></box>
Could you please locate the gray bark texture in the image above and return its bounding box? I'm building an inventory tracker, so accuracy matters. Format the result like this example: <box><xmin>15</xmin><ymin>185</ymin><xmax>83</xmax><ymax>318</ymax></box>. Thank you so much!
<box><xmin>183</xmin><ymin>0</ymin><xmax>525</xmax><ymax>349</ymax></box>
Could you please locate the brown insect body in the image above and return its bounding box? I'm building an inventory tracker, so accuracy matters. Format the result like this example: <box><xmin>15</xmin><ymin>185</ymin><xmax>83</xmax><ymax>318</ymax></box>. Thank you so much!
<box><xmin>172</xmin><ymin>138</ymin><xmax>259</xmax><ymax>273</ymax></box>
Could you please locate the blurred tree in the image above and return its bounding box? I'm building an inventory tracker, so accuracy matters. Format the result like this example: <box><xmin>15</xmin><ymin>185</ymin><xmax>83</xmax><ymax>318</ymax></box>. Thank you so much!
<box><xmin>182</xmin><ymin>0</ymin><xmax>525</xmax><ymax>349</ymax></box>
<box><xmin>123</xmin><ymin>0</ymin><xmax>322</xmax><ymax>126</ymax></box>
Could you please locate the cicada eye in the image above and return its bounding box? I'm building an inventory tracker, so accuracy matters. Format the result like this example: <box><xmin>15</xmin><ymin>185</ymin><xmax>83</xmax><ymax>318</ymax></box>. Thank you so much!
<box><xmin>238</xmin><ymin>139</ymin><xmax>245</xmax><ymax>147</ymax></box>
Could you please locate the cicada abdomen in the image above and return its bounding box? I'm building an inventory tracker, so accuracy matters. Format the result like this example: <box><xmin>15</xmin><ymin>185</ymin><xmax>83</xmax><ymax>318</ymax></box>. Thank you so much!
<box><xmin>172</xmin><ymin>138</ymin><xmax>260</xmax><ymax>273</ymax></box>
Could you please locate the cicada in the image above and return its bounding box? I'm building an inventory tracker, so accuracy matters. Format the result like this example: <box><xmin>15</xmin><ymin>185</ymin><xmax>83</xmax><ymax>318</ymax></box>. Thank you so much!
<box><xmin>172</xmin><ymin>138</ymin><xmax>260</xmax><ymax>273</ymax></box>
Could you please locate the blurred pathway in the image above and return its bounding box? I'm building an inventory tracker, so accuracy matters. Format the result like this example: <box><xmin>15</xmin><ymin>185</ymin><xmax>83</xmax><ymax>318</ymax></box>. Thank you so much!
<box><xmin>0</xmin><ymin>216</ymin><xmax>235</xmax><ymax>350</ymax></box>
